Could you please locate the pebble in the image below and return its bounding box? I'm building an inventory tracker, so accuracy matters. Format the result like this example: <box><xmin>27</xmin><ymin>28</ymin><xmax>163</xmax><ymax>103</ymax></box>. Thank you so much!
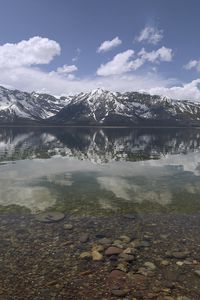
<box><xmin>123</xmin><ymin>247</ymin><xmax>135</xmax><ymax>255</ymax></box>
<box><xmin>194</xmin><ymin>269</ymin><xmax>200</xmax><ymax>277</ymax></box>
<box><xmin>116</xmin><ymin>263</ymin><xmax>128</xmax><ymax>273</ymax></box>
<box><xmin>91</xmin><ymin>250</ymin><xmax>103</xmax><ymax>261</ymax></box>
<box><xmin>124</xmin><ymin>214</ymin><xmax>136</xmax><ymax>219</ymax></box>
<box><xmin>144</xmin><ymin>262</ymin><xmax>156</xmax><ymax>270</ymax></box>
<box><xmin>92</xmin><ymin>244</ymin><xmax>104</xmax><ymax>252</ymax></box>
<box><xmin>119</xmin><ymin>253</ymin><xmax>135</xmax><ymax>262</ymax></box>
<box><xmin>79</xmin><ymin>233</ymin><xmax>89</xmax><ymax>243</ymax></box>
<box><xmin>79</xmin><ymin>252</ymin><xmax>91</xmax><ymax>259</ymax></box>
<box><xmin>35</xmin><ymin>212</ymin><xmax>65</xmax><ymax>223</ymax></box>
<box><xmin>63</xmin><ymin>224</ymin><xmax>73</xmax><ymax>230</ymax></box>
<box><xmin>165</xmin><ymin>251</ymin><xmax>190</xmax><ymax>259</ymax></box>
<box><xmin>99</xmin><ymin>238</ymin><xmax>112</xmax><ymax>245</ymax></box>
<box><xmin>161</xmin><ymin>260</ymin><xmax>170</xmax><ymax>266</ymax></box>
<box><xmin>105</xmin><ymin>246</ymin><xmax>123</xmax><ymax>256</ymax></box>
<box><xmin>119</xmin><ymin>235</ymin><xmax>131</xmax><ymax>243</ymax></box>
<box><xmin>111</xmin><ymin>289</ymin><xmax>129</xmax><ymax>297</ymax></box>
<box><xmin>108</xmin><ymin>269</ymin><xmax>126</xmax><ymax>280</ymax></box>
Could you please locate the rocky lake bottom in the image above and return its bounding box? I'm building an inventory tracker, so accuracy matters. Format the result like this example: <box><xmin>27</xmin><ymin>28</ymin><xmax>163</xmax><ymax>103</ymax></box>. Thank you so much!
<box><xmin>0</xmin><ymin>212</ymin><xmax>200</xmax><ymax>300</ymax></box>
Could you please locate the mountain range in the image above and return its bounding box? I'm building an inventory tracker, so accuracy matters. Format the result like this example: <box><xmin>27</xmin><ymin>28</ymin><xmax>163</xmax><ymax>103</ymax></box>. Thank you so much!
<box><xmin>0</xmin><ymin>85</ymin><xmax>200</xmax><ymax>126</ymax></box>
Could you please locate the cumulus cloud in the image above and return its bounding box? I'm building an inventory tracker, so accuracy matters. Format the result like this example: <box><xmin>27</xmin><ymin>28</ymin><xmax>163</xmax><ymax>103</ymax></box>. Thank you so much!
<box><xmin>149</xmin><ymin>79</ymin><xmax>200</xmax><ymax>101</ymax></box>
<box><xmin>138</xmin><ymin>47</ymin><xmax>173</xmax><ymax>63</ymax></box>
<box><xmin>0</xmin><ymin>36</ymin><xmax>60</xmax><ymax>69</ymax></box>
<box><xmin>97</xmin><ymin>37</ymin><xmax>122</xmax><ymax>53</ymax></box>
<box><xmin>136</xmin><ymin>26</ymin><xmax>163</xmax><ymax>45</ymax></box>
<box><xmin>97</xmin><ymin>50</ymin><xmax>135</xmax><ymax>76</ymax></box>
<box><xmin>56</xmin><ymin>64</ymin><xmax>78</xmax><ymax>74</ymax></box>
<box><xmin>97</xmin><ymin>47</ymin><xmax>173</xmax><ymax>76</ymax></box>
<box><xmin>184</xmin><ymin>59</ymin><xmax>200</xmax><ymax>72</ymax></box>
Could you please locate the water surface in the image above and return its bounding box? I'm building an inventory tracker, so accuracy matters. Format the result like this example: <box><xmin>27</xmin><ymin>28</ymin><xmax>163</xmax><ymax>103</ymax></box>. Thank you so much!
<box><xmin>0</xmin><ymin>127</ymin><xmax>200</xmax><ymax>215</ymax></box>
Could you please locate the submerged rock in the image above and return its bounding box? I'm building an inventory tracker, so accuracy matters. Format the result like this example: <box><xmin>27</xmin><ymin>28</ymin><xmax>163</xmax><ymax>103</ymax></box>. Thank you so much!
<box><xmin>35</xmin><ymin>212</ymin><xmax>65</xmax><ymax>223</ymax></box>
<box><xmin>144</xmin><ymin>262</ymin><xmax>156</xmax><ymax>270</ymax></box>
<box><xmin>79</xmin><ymin>233</ymin><xmax>89</xmax><ymax>243</ymax></box>
<box><xmin>165</xmin><ymin>251</ymin><xmax>190</xmax><ymax>259</ymax></box>
<box><xmin>105</xmin><ymin>246</ymin><xmax>123</xmax><ymax>256</ymax></box>
<box><xmin>92</xmin><ymin>250</ymin><xmax>103</xmax><ymax>261</ymax></box>
<box><xmin>63</xmin><ymin>223</ymin><xmax>73</xmax><ymax>230</ymax></box>
<box><xmin>194</xmin><ymin>269</ymin><xmax>200</xmax><ymax>277</ymax></box>
<box><xmin>111</xmin><ymin>289</ymin><xmax>129</xmax><ymax>297</ymax></box>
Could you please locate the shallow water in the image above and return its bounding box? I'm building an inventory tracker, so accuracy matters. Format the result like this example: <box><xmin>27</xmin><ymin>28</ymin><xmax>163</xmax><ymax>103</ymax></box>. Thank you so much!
<box><xmin>0</xmin><ymin>127</ymin><xmax>200</xmax><ymax>215</ymax></box>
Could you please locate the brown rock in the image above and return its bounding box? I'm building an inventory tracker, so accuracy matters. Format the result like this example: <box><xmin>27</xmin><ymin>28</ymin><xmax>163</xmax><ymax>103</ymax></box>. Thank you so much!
<box><xmin>105</xmin><ymin>246</ymin><xmax>123</xmax><ymax>256</ymax></box>
<box><xmin>111</xmin><ymin>289</ymin><xmax>129</xmax><ymax>297</ymax></box>
<box><xmin>79</xmin><ymin>233</ymin><xmax>89</xmax><ymax>243</ymax></box>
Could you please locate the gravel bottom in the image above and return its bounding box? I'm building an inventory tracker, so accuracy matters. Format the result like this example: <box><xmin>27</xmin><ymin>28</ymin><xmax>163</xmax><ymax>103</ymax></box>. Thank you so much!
<box><xmin>0</xmin><ymin>213</ymin><xmax>200</xmax><ymax>300</ymax></box>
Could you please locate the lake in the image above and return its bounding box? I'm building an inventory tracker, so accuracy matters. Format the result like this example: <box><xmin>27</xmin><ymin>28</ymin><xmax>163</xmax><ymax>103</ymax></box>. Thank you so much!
<box><xmin>1</xmin><ymin>127</ymin><xmax>200</xmax><ymax>299</ymax></box>
<box><xmin>0</xmin><ymin>127</ymin><xmax>200</xmax><ymax>214</ymax></box>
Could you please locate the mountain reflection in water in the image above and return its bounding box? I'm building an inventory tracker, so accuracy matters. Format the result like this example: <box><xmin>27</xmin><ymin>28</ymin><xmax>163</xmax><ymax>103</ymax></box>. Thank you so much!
<box><xmin>0</xmin><ymin>127</ymin><xmax>200</xmax><ymax>214</ymax></box>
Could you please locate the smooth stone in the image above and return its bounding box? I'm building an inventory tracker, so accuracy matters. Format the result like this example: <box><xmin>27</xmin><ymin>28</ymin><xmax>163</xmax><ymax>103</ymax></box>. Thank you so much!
<box><xmin>116</xmin><ymin>263</ymin><xmax>128</xmax><ymax>273</ymax></box>
<box><xmin>108</xmin><ymin>270</ymin><xmax>126</xmax><ymax>280</ymax></box>
<box><xmin>194</xmin><ymin>270</ymin><xmax>200</xmax><ymax>277</ymax></box>
<box><xmin>63</xmin><ymin>223</ymin><xmax>73</xmax><ymax>230</ymax></box>
<box><xmin>130</xmin><ymin>240</ymin><xmax>150</xmax><ymax>248</ymax></box>
<box><xmin>161</xmin><ymin>260</ymin><xmax>170</xmax><ymax>266</ymax></box>
<box><xmin>99</xmin><ymin>238</ymin><xmax>112</xmax><ymax>245</ymax></box>
<box><xmin>138</xmin><ymin>267</ymin><xmax>153</xmax><ymax>277</ymax></box>
<box><xmin>124</xmin><ymin>214</ymin><xmax>136</xmax><ymax>220</ymax></box>
<box><xmin>79</xmin><ymin>252</ymin><xmax>91</xmax><ymax>259</ymax></box>
<box><xmin>123</xmin><ymin>247</ymin><xmax>135</xmax><ymax>255</ymax></box>
<box><xmin>165</xmin><ymin>251</ymin><xmax>190</xmax><ymax>259</ymax></box>
<box><xmin>177</xmin><ymin>297</ymin><xmax>191</xmax><ymax>300</ymax></box>
<box><xmin>35</xmin><ymin>212</ymin><xmax>65</xmax><ymax>223</ymax></box>
<box><xmin>92</xmin><ymin>244</ymin><xmax>104</xmax><ymax>252</ymax></box>
<box><xmin>80</xmin><ymin>233</ymin><xmax>89</xmax><ymax>243</ymax></box>
<box><xmin>105</xmin><ymin>246</ymin><xmax>123</xmax><ymax>256</ymax></box>
<box><xmin>119</xmin><ymin>235</ymin><xmax>131</xmax><ymax>243</ymax></box>
<box><xmin>144</xmin><ymin>262</ymin><xmax>156</xmax><ymax>270</ymax></box>
<box><xmin>112</xmin><ymin>243</ymin><xmax>124</xmax><ymax>249</ymax></box>
<box><xmin>176</xmin><ymin>261</ymin><xmax>184</xmax><ymax>266</ymax></box>
<box><xmin>111</xmin><ymin>289</ymin><xmax>129</xmax><ymax>297</ymax></box>
<box><xmin>119</xmin><ymin>253</ymin><xmax>134</xmax><ymax>262</ymax></box>
<box><xmin>95</xmin><ymin>234</ymin><xmax>106</xmax><ymax>239</ymax></box>
<box><xmin>92</xmin><ymin>250</ymin><xmax>103</xmax><ymax>261</ymax></box>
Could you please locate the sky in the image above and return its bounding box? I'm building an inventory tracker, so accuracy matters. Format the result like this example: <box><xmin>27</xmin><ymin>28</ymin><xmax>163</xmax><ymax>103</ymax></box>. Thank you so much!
<box><xmin>0</xmin><ymin>0</ymin><xmax>200</xmax><ymax>100</ymax></box>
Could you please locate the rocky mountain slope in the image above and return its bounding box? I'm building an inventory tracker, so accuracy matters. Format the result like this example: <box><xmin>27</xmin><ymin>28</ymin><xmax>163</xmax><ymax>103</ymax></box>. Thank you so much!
<box><xmin>0</xmin><ymin>86</ymin><xmax>200</xmax><ymax>126</ymax></box>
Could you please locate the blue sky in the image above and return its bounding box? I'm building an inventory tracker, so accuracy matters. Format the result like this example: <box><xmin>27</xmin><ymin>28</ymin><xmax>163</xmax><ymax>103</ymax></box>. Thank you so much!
<box><xmin>0</xmin><ymin>0</ymin><xmax>200</xmax><ymax>100</ymax></box>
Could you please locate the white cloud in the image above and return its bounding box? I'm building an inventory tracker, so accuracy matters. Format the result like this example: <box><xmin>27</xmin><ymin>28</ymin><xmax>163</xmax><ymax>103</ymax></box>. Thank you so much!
<box><xmin>97</xmin><ymin>47</ymin><xmax>173</xmax><ymax>76</ymax></box>
<box><xmin>56</xmin><ymin>64</ymin><xmax>77</xmax><ymax>74</ymax></box>
<box><xmin>0</xmin><ymin>36</ymin><xmax>60</xmax><ymax>69</ymax></box>
<box><xmin>149</xmin><ymin>79</ymin><xmax>200</xmax><ymax>101</ymax></box>
<box><xmin>72</xmin><ymin>48</ymin><xmax>81</xmax><ymax>62</ymax></box>
<box><xmin>136</xmin><ymin>26</ymin><xmax>163</xmax><ymax>45</ymax></box>
<box><xmin>184</xmin><ymin>59</ymin><xmax>200</xmax><ymax>72</ymax></box>
<box><xmin>139</xmin><ymin>47</ymin><xmax>173</xmax><ymax>63</ymax></box>
<box><xmin>97</xmin><ymin>50</ymin><xmax>135</xmax><ymax>76</ymax></box>
<box><xmin>97</xmin><ymin>37</ymin><xmax>122</xmax><ymax>53</ymax></box>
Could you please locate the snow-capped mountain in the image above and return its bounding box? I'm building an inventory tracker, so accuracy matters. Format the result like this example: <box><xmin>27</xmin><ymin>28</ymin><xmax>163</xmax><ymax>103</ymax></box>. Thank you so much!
<box><xmin>49</xmin><ymin>88</ymin><xmax>200</xmax><ymax>126</ymax></box>
<box><xmin>0</xmin><ymin>86</ymin><xmax>72</xmax><ymax>123</ymax></box>
<box><xmin>1</xmin><ymin>86</ymin><xmax>200</xmax><ymax>126</ymax></box>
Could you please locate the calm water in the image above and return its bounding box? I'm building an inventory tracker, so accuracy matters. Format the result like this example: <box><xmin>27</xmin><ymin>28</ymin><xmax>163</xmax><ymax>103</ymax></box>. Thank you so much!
<box><xmin>0</xmin><ymin>127</ymin><xmax>200</xmax><ymax>215</ymax></box>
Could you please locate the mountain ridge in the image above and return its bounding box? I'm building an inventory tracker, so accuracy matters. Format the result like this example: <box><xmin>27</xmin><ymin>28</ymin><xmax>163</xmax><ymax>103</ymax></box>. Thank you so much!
<box><xmin>0</xmin><ymin>85</ymin><xmax>200</xmax><ymax>126</ymax></box>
